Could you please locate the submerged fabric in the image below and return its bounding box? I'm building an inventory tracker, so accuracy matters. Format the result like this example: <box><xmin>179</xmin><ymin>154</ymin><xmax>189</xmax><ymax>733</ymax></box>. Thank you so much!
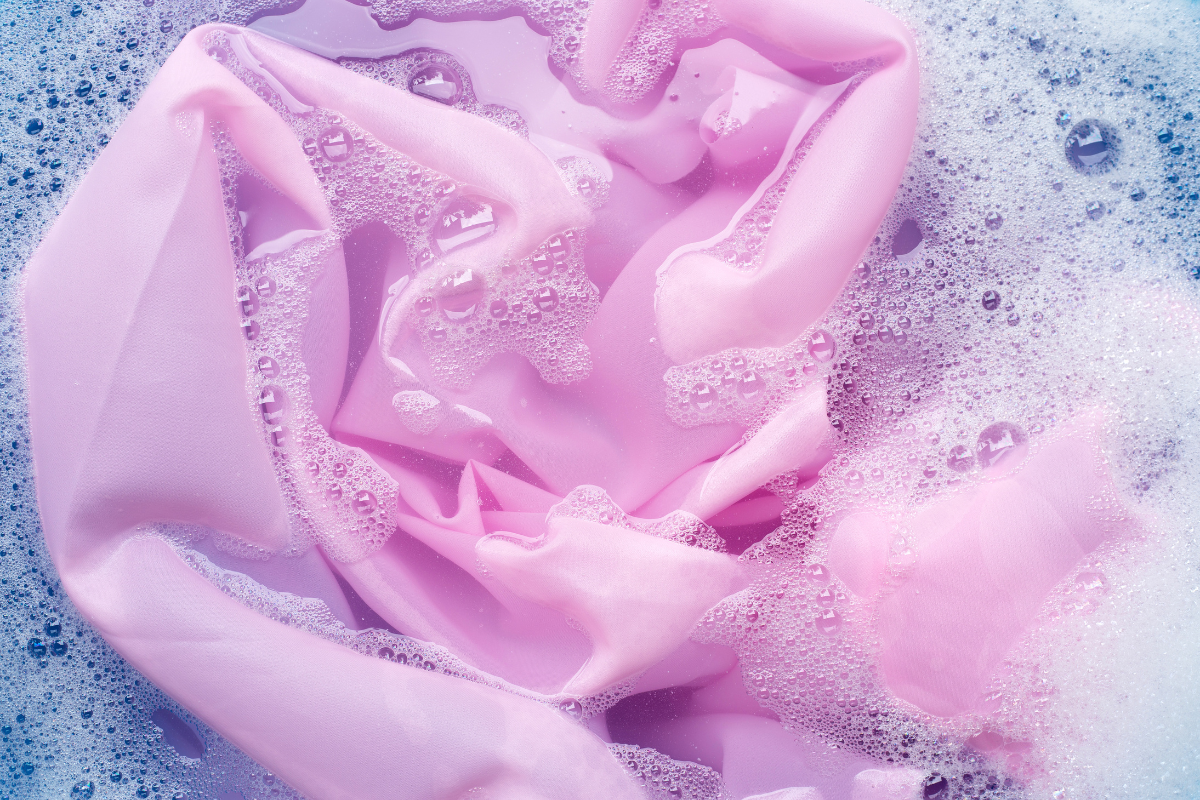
<box><xmin>21</xmin><ymin>0</ymin><xmax>1138</xmax><ymax>797</ymax></box>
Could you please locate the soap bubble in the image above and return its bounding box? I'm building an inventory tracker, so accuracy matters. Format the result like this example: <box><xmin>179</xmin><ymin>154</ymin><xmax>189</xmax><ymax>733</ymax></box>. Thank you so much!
<box><xmin>409</xmin><ymin>62</ymin><xmax>463</xmax><ymax>105</ymax></box>
<box><xmin>816</xmin><ymin>610</ymin><xmax>843</xmax><ymax>635</ymax></box>
<box><xmin>807</xmin><ymin>330</ymin><xmax>836</xmax><ymax>362</ymax></box>
<box><xmin>436</xmin><ymin>269</ymin><xmax>486</xmax><ymax>321</ymax></box>
<box><xmin>690</xmin><ymin>382</ymin><xmax>716</xmax><ymax>410</ymax></box>
<box><xmin>1065</xmin><ymin>119</ymin><xmax>1120</xmax><ymax>175</ymax></box>
<box><xmin>318</xmin><ymin>126</ymin><xmax>354</xmax><ymax>162</ymax></box>
<box><xmin>946</xmin><ymin>445</ymin><xmax>974</xmax><ymax>472</ymax></box>
<box><xmin>351</xmin><ymin>490</ymin><xmax>378</xmax><ymax>515</ymax></box>
<box><xmin>258</xmin><ymin>386</ymin><xmax>286</xmax><ymax>425</ymax></box>
<box><xmin>433</xmin><ymin>196</ymin><xmax>495</xmax><ymax>253</ymax></box>
<box><xmin>976</xmin><ymin>422</ymin><xmax>1027</xmax><ymax>469</ymax></box>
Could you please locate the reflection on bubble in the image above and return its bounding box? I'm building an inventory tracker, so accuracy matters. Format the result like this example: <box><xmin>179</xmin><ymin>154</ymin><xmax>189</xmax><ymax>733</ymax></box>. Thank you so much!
<box><xmin>976</xmin><ymin>422</ymin><xmax>1027</xmax><ymax>470</ymax></box>
<box><xmin>807</xmin><ymin>330</ymin><xmax>836</xmax><ymax>362</ymax></box>
<box><xmin>690</xmin><ymin>382</ymin><xmax>715</xmax><ymax>410</ymax></box>
<box><xmin>436</xmin><ymin>269</ymin><xmax>486</xmax><ymax>321</ymax></box>
<box><xmin>1065</xmin><ymin>119</ymin><xmax>1119</xmax><ymax>175</ymax></box>
<box><xmin>409</xmin><ymin>62</ymin><xmax>463</xmax><ymax>105</ymax></box>
<box><xmin>433</xmin><ymin>197</ymin><xmax>495</xmax><ymax>253</ymax></box>
<box><xmin>318</xmin><ymin>126</ymin><xmax>354</xmax><ymax>162</ymax></box>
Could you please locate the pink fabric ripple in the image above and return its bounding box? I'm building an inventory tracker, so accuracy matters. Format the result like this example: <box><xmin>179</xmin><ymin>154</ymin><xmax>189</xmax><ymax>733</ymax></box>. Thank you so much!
<box><xmin>17</xmin><ymin>0</ymin><xmax>1126</xmax><ymax>796</ymax></box>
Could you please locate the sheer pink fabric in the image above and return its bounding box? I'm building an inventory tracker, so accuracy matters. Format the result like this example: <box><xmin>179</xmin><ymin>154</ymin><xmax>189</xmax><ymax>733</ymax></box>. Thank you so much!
<box><xmin>21</xmin><ymin>0</ymin><xmax>1135</xmax><ymax>797</ymax></box>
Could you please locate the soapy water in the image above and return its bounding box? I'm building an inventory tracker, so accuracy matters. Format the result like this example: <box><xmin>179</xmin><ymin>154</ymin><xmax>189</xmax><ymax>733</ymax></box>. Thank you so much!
<box><xmin>4</xmin><ymin>0</ymin><xmax>1200</xmax><ymax>797</ymax></box>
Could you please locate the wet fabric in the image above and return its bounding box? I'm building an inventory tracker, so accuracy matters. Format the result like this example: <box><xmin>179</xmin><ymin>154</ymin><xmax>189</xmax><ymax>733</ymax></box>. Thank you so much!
<box><xmin>21</xmin><ymin>0</ymin><xmax>1138</xmax><ymax>797</ymax></box>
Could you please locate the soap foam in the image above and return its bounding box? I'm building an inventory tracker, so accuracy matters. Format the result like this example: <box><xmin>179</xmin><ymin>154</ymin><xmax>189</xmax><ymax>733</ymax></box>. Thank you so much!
<box><xmin>3</xmin><ymin>0</ymin><xmax>1200</xmax><ymax>797</ymax></box>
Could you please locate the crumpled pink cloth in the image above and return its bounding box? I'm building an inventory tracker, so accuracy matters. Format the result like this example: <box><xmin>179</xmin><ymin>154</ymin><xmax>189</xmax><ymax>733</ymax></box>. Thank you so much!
<box><xmin>25</xmin><ymin>0</ymin><xmax>1136</xmax><ymax>796</ymax></box>
<box><xmin>828</xmin><ymin>411</ymin><xmax>1134</xmax><ymax>717</ymax></box>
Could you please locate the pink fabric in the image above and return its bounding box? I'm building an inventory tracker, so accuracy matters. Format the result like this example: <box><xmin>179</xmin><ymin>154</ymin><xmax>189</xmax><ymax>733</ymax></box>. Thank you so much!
<box><xmin>21</xmin><ymin>0</ymin><xmax>1130</xmax><ymax>796</ymax></box>
<box><xmin>828</xmin><ymin>412</ymin><xmax>1135</xmax><ymax>718</ymax></box>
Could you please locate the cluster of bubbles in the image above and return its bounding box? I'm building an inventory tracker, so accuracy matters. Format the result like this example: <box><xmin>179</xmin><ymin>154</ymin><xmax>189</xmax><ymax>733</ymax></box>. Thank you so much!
<box><xmin>176</xmin><ymin>543</ymin><xmax>521</xmax><ymax>694</ymax></box>
<box><xmin>348</xmin><ymin>0</ymin><xmax>594</xmax><ymax>88</ymax></box>
<box><xmin>664</xmin><ymin>338</ymin><xmax>822</xmax><ymax>429</ymax></box>
<box><xmin>607</xmin><ymin>743</ymin><xmax>732</xmax><ymax>800</ymax></box>
<box><xmin>548</xmin><ymin>485</ymin><xmax>727</xmax><ymax>552</ymax></box>
<box><xmin>690</xmin><ymin>560</ymin><xmax>1029</xmax><ymax>799</ymax></box>
<box><xmin>205</xmin><ymin>33</ymin><xmax>410</xmax><ymax>564</ymax></box>
<box><xmin>219</xmin><ymin>0</ymin><xmax>305</xmax><ymax>28</ymax></box>
<box><xmin>177</xmin><ymin>535</ymin><xmax>666</xmax><ymax>732</ymax></box>
<box><xmin>553</xmin><ymin>154</ymin><xmax>611</xmax><ymax>212</ymax></box>
<box><xmin>338</xmin><ymin>47</ymin><xmax>528</xmax><ymax>136</ymax></box>
<box><xmin>681</xmin><ymin>75</ymin><xmax>860</xmax><ymax>273</ymax></box>
<box><xmin>223</xmin><ymin>218</ymin><xmax>401</xmax><ymax>564</ymax></box>
<box><xmin>213</xmin><ymin>30</ymin><xmax>604</xmax><ymax>391</ymax></box>
<box><xmin>595</xmin><ymin>0</ymin><xmax>724</xmax><ymax>103</ymax></box>
<box><xmin>398</xmin><ymin>227</ymin><xmax>600</xmax><ymax>389</ymax></box>
<box><xmin>229</xmin><ymin>0</ymin><xmax>724</xmax><ymax>103</ymax></box>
